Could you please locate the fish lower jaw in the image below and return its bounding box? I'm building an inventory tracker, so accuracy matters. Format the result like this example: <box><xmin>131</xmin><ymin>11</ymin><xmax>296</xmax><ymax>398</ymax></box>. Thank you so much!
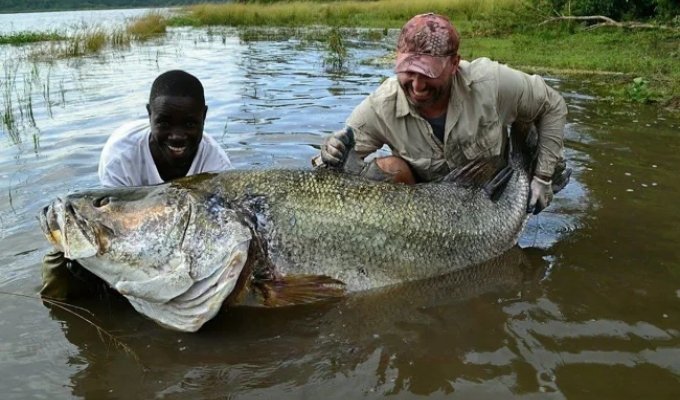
<box><xmin>126</xmin><ymin>246</ymin><xmax>249</xmax><ymax>332</ymax></box>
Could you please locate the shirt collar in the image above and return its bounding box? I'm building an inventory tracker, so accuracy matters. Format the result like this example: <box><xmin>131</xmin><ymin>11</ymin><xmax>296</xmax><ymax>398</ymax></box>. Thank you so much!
<box><xmin>395</xmin><ymin>81</ymin><xmax>411</xmax><ymax>118</ymax></box>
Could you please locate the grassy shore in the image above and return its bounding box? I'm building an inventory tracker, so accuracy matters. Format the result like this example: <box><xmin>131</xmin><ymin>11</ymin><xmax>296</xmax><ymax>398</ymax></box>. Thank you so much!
<box><xmin>1</xmin><ymin>10</ymin><xmax>167</xmax><ymax>60</ymax></box>
<box><xmin>0</xmin><ymin>0</ymin><xmax>677</xmax><ymax>106</ymax></box>
<box><xmin>0</xmin><ymin>31</ymin><xmax>66</xmax><ymax>45</ymax></box>
<box><xmin>168</xmin><ymin>0</ymin><xmax>678</xmax><ymax>106</ymax></box>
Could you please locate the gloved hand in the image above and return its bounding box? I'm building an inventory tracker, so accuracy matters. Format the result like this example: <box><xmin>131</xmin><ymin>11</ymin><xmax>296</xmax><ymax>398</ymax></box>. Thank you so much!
<box><xmin>527</xmin><ymin>175</ymin><xmax>553</xmax><ymax>215</ymax></box>
<box><xmin>320</xmin><ymin>127</ymin><xmax>354</xmax><ymax>168</ymax></box>
<box><xmin>40</xmin><ymin>249</ymin><xmax>106</xmax><ymax>301</ymax></box>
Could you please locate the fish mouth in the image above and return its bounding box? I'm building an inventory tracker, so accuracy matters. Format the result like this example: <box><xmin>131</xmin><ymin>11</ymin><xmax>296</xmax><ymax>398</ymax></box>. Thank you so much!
<box><xmin>40</xmin><ymin>202</ymin><xmax>63</xmax><ymax>249</ymax></box>
<box><xmin>39</xmin><ymin>198</ymin><xmax>99</xmax><ymax>259</ymax></box>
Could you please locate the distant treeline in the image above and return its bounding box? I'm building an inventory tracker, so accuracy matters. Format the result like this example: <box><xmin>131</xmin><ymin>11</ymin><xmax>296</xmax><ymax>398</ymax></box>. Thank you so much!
<box><xmin>534</xmin><ymin>0</ymin><xmax>678</xmax><ymax>21</ymax></box>
<box><xmin>0</xmin><ymin>0</ymin><xmax>227</xmax><ymax>13</ymax></box>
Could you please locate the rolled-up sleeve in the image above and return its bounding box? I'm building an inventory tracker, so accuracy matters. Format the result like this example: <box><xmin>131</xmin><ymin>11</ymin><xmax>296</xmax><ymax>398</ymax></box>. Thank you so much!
<box><xmin>497</xmin><ymin>65</ymin><xmax>567</xmax><ymax>178</ymax></box>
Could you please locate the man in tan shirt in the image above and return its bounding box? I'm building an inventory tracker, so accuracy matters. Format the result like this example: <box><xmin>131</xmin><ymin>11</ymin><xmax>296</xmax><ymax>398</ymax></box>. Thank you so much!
<box><xmin>317</xmin><ymin>13</ymin><xmax>568</xmax><ymax>214</ymax></box>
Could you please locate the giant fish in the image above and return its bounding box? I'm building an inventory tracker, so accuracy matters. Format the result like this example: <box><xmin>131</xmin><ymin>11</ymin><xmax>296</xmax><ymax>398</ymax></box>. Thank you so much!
<box><xmin>39</xmin><ymin>133</ymin><xmax>565</xmax><ymax>332</ymax></box>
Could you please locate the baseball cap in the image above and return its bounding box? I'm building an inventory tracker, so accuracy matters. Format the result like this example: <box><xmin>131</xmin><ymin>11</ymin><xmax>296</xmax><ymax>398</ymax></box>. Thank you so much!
<box><xmin>395</xmin><ymin>13</ymin><xmax>460</xmax><ymax>79</ymax></box>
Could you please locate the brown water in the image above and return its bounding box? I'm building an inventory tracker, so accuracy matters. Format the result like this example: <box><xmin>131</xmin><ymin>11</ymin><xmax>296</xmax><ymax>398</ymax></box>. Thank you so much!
<box><xmin>0</xmin><ymin>12</ymin><xmax>679</xmax><ymax>399</ymax></box>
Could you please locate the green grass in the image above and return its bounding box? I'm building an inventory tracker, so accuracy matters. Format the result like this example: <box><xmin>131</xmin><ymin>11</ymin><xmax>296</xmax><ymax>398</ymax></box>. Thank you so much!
<box><xmin>462</xmin><ymin>27</ymin><xmax>680</xmax><ymax>103</ymax></box>
<box><xmin>0</xmin><ymin>11</ymin><xmax>166</xmax><ymax>59</ymax></box>
<box><xmin>26</xmin><ymin>25</ymin><xmax>136</xmax><ymax>60</ymax></box>
<box><xmin>323</xmin><ymin>27</ymin><xmax>349</xmax><ymax>73</ymax></box>
<box><xmin>173</xmin><ymin>0</ymin><xmax>527</xmax><ymax>28</ymax></box>
<box><xmin>169</xmin><ymin>0</ymin><xmax>679</xmax><ymax>106</ymax></box>
<box><xmin>0</xmin><ymin>31</ymin><xmax>65</xmax><ymax>45</ymax></box>
<box><xmin>126</xmin><ymin>11</ymin><xmax>167</xmax><ymax>40</ymax></box>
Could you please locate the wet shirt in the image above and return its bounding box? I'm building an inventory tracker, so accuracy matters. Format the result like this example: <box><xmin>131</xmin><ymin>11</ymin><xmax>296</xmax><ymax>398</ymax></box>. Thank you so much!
<box><xmin>346</xmin><ymin>57</ymin><xmax>567</xmax><ymax>182</ymax></box>
<box><xmin>98</xmin><ymin>120</ymin><xmax>232</xmax><ymax>187</ymax></box>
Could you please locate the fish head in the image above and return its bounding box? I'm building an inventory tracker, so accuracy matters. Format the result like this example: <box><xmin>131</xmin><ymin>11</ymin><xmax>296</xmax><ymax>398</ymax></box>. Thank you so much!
<box><xmin>39</xmin><ymin>182</ymin><xmax>252</xmax><ymax>332</ymax></box>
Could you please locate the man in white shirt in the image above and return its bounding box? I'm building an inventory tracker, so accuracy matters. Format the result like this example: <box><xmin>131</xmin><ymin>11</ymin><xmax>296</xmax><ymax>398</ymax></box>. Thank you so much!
<box><xmin>99</xmin><ymin>70</ymin><xmax>231</xmax><ymax>187</ymax></box>
<box><xmin>41</xmin><ymin>70</ymin><xmax>232</xmax><ymax>300</ymax></box>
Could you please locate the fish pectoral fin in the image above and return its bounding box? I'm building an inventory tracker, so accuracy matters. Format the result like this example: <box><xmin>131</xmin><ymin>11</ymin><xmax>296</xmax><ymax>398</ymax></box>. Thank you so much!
<box><xmin>441</xmin><ymin>156</ymin><xmax>513</xmax><ymax>202</ymax></box>
<box><xmin>441</xmin><ymin>156</ymin><xmax>506</xmax><ymax>186</ymax></box>
<box><xmin>484</xmin><ymin>164</ymin><xmax>514</xmax><ymax>201</ymax></box>
<box><xmin>254</xmin><ymin>275</ymin><xmax>346</xmax><ymax>307</ymax></box>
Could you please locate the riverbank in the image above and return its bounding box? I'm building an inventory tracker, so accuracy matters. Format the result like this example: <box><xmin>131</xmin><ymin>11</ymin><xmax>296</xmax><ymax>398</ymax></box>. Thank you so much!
<box><xmin>168</xmin><ymin>0</ymin><xmax>679</xmax><ymax>108</ymax></box>
<box><xmin>1</xmin><ymin>0</ymin><xmax>678</xmax><ymax>108</ymax></box>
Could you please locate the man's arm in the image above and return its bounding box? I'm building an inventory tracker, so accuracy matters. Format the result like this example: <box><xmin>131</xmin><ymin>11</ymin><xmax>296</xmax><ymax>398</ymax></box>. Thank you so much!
<box><xmin>41</xmin><ymin>250</ymin><xmax>107</xmax><ymax>300</ymax></box>
<box><xmin>497</xmin><ymin>64</ymin><xmax>568</xmax><ymax>213</ymax></box>
<box><xmin>497</xmin><ymin>64</ymin><xmax>567</xmax><ymax>179</ymax></box>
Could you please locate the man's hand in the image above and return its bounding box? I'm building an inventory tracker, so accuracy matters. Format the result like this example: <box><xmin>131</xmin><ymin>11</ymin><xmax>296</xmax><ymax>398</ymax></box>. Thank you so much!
<box><xmin>527</xmin><ymin>176</ymin><xmax>553</xmax><ymax>215</ymax></box>
<box><xmin>320</xmin><ymin>127</ymin><xmax>354</xmax><ymax>168</ymax></box>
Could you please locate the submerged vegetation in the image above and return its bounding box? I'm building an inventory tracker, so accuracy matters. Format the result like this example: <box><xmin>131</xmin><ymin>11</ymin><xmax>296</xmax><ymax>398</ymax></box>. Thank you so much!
<box><xmin>0</xmin><ymin>60</ymin><xmax>66</xmax><ymax>149</ymax></box>
<box><xmin>27</xmin><ymin>12</ymin><xmax>169</xmax><ymax>60</ymax></box>
<box><xmin>0</xmin><ymin>11</ymin><xmax>173</xmax><ymax>144</ymax></box>
<box><xmin>323</xmin><ymin>27</ymin><xmax>349</xmax><ymax>74</ymax></box>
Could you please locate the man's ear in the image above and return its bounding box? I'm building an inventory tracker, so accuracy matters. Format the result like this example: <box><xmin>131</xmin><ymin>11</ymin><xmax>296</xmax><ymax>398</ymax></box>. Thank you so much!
<box><xmin>202</xmin><ymin>105</ymin><xmax>208</xmax><ymax>122</ymax></box>
<box><xmin>450</xmin><ymin>55</ymin><xmax>461</xmax><ymax>75</ymax></box>
<box><xmin>146</xmin><ymin>103</ymin><xmax>151</xmax><ymax>117</ymax></box>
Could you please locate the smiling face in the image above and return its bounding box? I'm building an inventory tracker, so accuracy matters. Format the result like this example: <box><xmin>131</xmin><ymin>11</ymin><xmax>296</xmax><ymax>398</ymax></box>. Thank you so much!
<box><xmin>147</xmin><ymin>95</ymin><xmax>207</xmax><ymax>181</ymax></box>
<box><xmin>396</xmin><ymin>55</ymin><xmax>459</xmax><ymax>116</ymax></box>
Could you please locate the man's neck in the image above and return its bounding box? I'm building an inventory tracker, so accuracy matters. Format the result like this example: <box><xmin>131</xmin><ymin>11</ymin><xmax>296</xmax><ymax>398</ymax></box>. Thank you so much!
<box><xmin>158</xmin><ymin>162</ymin><xmax>191</xmax><ymax>182</ymax></box>
<box><xmin>416</xmin><ymin>94</ymin><xmax>450</xmax><ymax>119</ymax></box>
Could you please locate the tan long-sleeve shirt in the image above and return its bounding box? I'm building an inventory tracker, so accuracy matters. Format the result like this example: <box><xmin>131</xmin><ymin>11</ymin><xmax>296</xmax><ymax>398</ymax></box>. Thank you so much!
<box><xmin>346</xmin><ymin>57</ymin><xmax>567</xmax><ymax>182</ymax></box>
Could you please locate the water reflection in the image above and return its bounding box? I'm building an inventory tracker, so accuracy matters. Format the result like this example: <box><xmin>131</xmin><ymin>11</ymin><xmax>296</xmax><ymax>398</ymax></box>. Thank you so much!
<box><xmin>47</xmin><ymin>247</ymin><xmax>542</xmax><ymax>398</ymax></box>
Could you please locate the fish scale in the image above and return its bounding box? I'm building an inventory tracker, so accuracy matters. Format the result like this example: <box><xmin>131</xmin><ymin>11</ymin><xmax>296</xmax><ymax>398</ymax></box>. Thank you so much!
<box><xmin>192</xmin><ymin>162</ymin><xmax>531</xmax><ymax>292</ymax></box>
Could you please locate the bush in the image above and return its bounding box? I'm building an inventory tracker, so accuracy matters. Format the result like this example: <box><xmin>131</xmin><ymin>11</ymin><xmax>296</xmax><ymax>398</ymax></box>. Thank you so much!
<box><xmin>626</xmin><ymin>77</ymin><xmax>655</xmax><ymax>103</ymax></box>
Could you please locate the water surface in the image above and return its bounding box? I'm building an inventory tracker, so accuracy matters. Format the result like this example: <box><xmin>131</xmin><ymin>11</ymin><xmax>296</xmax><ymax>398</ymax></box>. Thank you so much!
<box><xmin>0</xmin><ymin>10</ymin><xmax>678</xmax><ymax>400</ymax></box>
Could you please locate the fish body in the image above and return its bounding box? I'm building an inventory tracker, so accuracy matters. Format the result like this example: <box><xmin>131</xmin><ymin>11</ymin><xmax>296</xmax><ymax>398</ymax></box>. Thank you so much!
<box><xmin>40</xmin><ymin>144</ymin><xmax>534</xmax><ymax>332</ymax></box>
<box><xmin>197</xmin><ymin>165</ymin><xmax>530</xmax><ymax>292</ymax></box>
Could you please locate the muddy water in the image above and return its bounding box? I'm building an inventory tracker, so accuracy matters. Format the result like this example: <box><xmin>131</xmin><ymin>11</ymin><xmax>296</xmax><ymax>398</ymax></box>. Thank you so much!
<box><xmin>1</xmin><ymin>11</ymin><xmax>679</xmax><ymax>399</ymax></box>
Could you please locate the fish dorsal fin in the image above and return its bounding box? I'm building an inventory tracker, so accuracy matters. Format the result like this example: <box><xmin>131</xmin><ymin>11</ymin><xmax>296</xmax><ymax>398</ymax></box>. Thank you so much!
<box><xmin>441</xmin><ymin>156</ymin><xmax>513</xmax><ymax>201</ymax></box>
<box><xmin>254</xmin><ymin>275</ymin><xmax>346</xmax><ymax>307</ymax></box>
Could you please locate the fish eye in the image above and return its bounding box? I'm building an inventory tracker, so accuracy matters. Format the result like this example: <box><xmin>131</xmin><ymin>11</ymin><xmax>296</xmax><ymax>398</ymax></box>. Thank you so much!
<box><xmin>93</xmin><ymin>196</ymin><xmax>110</xmax><ymax>208</ymax></box>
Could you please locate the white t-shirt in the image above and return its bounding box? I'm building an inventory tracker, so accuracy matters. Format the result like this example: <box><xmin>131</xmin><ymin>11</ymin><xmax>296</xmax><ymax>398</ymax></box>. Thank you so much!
<box><xmin>98</xmin><ymin>120</ymin><xmax>232</xmax><ymax>187</ymax></box>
